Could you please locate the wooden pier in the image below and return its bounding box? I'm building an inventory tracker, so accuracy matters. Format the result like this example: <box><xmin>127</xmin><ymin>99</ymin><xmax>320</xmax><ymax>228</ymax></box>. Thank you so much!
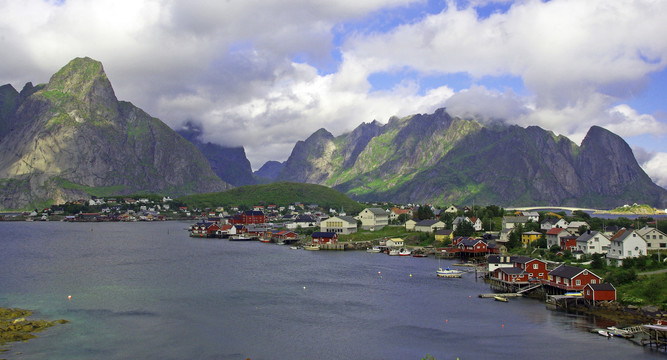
<box><xmin>478</xmin><ymin>293</ymin><xmax>523</xmax><ymax>298</ymax></box>
<box><xmin>641</xmin><ymin>324</ymin><xmax>667</xmax><ymax>351</ymax></box>
<box><xmin>319</xmin><ymin>243</ymin><xmax>345</xmax><ymax>251</ymax></box>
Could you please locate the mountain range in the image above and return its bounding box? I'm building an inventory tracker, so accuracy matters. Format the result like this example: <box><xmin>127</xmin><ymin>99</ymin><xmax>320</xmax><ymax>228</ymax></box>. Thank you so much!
<box><xmin>0</xmin><ymin>57</ymin><xmax>229</xmax><ymax>210</ymax></box>
<box><xmin>1</xmin><ymin>57</ymin><xmax>665</xmax><ymax>210</ymax></box>
<box><xmin>274</xmin><ymin>109</ymin><xmax>667</xmax><ymax>208</ymax></box>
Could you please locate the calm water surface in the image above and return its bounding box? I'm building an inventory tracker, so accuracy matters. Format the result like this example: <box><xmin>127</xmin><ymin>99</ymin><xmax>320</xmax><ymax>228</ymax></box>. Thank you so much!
<box><xmin>0</xmin><ymin>221</ymin><xmax>662</xmax><ymax>359</ymax></box>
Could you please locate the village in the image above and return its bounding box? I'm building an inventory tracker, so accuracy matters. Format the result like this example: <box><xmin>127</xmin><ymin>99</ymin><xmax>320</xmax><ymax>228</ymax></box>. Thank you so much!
<box><xmin>185</xmin><ymin>202</ymin><xmax>667</xmax><ymax>350</ymax></box>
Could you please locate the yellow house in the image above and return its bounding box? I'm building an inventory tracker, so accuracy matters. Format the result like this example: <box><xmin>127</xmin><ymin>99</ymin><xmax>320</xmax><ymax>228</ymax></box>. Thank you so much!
<box><xmin>521</xmin><ymin>231</ymin><xmax>542</xmax><ymax>246</ymax></box>
<box><xmin>435</xmin><ymin>229</ymin><xmax>453</xmax><ymax>242</ymax></box>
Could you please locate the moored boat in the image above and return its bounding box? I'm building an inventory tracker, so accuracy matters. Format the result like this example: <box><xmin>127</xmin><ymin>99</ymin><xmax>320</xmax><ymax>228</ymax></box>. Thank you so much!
<box><xmin>436</xmin><ymin>268</ymin><xmax>463</xmax><ymax>278</ymax></box>
<box><xmin>388</xmin><ymin>249</ymin><xmax>400</xmax><ymax>256</ymax></box>
<box><xmin>398</xmin><ymin>248</ymin><xmax>411</xmax><ymax>256</ymax></box>
<box><xmin>494</xmin><ymin>295</ymin><xmax>508</xmax><ymax>302</ymax></box>
<box><xmin>366</xmin><ymin>246</ymin><xmax>382</xmax><ymax>253</ymax></box>
<box><xmin>304</xmin><ymin>244</ymin><xmax>320</xmax><ymax>251</ymax></box>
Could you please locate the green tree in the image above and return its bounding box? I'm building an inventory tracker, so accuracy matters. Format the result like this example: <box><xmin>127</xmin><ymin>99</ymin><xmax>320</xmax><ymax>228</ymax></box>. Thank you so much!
<box><xmin>416</xmin><ymin>205</ymin><xmax>435</xmax><ymax>220</ymax></box>
<box><xmin>591</xmin><ymin>253</ymin><xmax>605</xmax><ymax>270</ymax></box>
<box><xmin>397</xmin><ymin>213</ymin><xmax>409</xmax><ymax>224</ymax></box>
<box><xmin>535</xmin><ymin>234</ymin><xmax>547</xmax><ymax>248</ymax></box>
<box><xmin>439</xmin><ymin>212</ymin><xmax>455</xmax><ymax>229</ymax></box>
<box><xmin>453</xmin><ymin>220</ymin><xmax>475</xmax><ymax>237</ymax></box>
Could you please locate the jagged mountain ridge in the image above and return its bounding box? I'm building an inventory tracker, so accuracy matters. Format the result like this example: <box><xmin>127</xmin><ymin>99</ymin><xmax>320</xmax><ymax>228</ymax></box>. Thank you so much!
<box><xmin>277</xmin><ymin>109</ymin><xmax>667</xmax><ymax>208</ymax></box>
<box><xmin>177</xmin><ymin>121</ymin><xmax>255</xmax><ymax>187</ymax></box>
<box><xmin>0</xmin><ymin>57</ymin><xmax>230</xmax><ymax>209</ymax></box>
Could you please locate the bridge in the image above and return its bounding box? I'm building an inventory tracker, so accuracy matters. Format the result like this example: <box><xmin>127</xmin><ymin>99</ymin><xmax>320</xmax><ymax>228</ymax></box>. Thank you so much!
<box><xmin>505</xmin><ymin>206</ymin><xmax>601</xmax><ymax>213</ymax></box>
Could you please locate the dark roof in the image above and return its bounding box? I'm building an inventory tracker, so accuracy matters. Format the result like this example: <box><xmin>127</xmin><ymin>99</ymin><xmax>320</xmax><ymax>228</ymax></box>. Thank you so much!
<box><xmin>576</xmin><ymin>231</ymin><xmax>599</xmax><ymax>243</ymax></box>
<box><xmin>312</xmin><ymin>232</ymin><xmax>336</xmax><ymax>238</ymax></box>
<box><xmin>459</xmin><ymin>239</ymin><xmax>485</xmax><ymax>247</ymax></box>
<box><xmin>587</xmin><ymin>283</ymin><xmax>616</xmax><ymax>291</ymax></box>
<box><xmin>244</xmin><ymin>210</ymin><xmax>264</xmax><ymax>216</ymax></box>
<box><xmin>416</xmin><ymin>219</ymin><xmax>440</xmax><ymax>226</ymax></box>
<box><xmin>498</xmin><ymin>267</ymin><xmax>525</xmax><ymax>275</ymax></box>
<box><xmin>435</xmin><ymin>229</ymin><xmax>453</xmax><ymax>235</ymax></box>
<box><xmin>549</xmin><ymin>264</ymin><xmax>599</xmax><ymax>279</ymax></box>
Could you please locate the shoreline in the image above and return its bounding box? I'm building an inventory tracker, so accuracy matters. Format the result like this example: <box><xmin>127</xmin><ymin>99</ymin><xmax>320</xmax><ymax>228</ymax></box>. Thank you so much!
<box><xmin>0</xmin><ymin>307</ymin><xmax>68</xmax><ymax>353</ymax></box>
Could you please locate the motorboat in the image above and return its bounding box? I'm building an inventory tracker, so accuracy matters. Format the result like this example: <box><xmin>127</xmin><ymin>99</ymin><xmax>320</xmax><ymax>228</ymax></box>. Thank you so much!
<box><xmin>398</xmin><ymin>248</ymin><xmax>411</xmax><ymax>256</ymax></box>
<box><xmin>436</xmin><ymin>268</ymin><xmax>463</xmax><ymax>278</ymax></box>
<box><xmin>366</xmin><ymin>246</ymin><xmax>382</xmax><ymax>253</ymax></box>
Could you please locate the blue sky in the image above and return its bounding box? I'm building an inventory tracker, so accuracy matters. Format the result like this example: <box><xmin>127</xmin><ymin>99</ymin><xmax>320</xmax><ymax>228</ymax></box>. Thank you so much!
<box><xmin>0</xmin><ymin>0</ymin><xmax>666</xmax><ymax>186</ymax></box>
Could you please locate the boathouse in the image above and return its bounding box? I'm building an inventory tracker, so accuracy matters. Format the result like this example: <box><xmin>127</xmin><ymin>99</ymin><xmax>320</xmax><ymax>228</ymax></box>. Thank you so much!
<box><xmin>544</xmin><ymin>264</ymin><xmax>601</xmax><ymax>294</ymax></box>
<box><xmin>583</xmin><ymin>283</ymin><xmax>616</xmax><ymax>303</ymax></box>
<box><xmin>311</xmin><ymin>232</ymin><xmax>338</xmax><ymax>245</ymax></box>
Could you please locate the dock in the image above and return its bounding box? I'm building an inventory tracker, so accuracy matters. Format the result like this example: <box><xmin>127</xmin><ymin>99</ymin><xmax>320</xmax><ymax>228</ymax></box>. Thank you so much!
<box><xmin>319</xmin><ymin>243</ymin><xmax>345</xmax><ymax>251</ymax></box>
<box><xmin>478</xmin><ymin>293</ymin><xmax>523</xmax><ymax>298</ymax></box>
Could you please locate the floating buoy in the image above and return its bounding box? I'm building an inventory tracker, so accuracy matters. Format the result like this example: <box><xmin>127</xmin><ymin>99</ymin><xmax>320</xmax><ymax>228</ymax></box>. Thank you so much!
<box><xmin>446</xmin><ymin>319</ymin><xmax>448</xmax><ymax>323</ymax></box>
<box><xmin>303</xmin><ymin>286</ymin><xmax>306</xmax><ymax>290</ymax></box>
<box><xmin>409</xmin><ymin>274</ymin><xmax>412</xmax><ymax>277</ymax></box>
<box><xmin>67</xmin><ymin>295</ymin><xmax>72</xmax><ymax>300</ymax></box>
<box><xmin>502</xmin><ymin>324</ymin><xmax>505</xmax><ymax>328</ymax></box>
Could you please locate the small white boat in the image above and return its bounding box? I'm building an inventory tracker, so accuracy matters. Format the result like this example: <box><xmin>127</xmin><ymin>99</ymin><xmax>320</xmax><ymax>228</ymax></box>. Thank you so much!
<box><xmin>494</xmin><ymin>295</ymin><xmax>508</xmax><ymax>302</ymax></box>
<box><xmin>436</xmin><ymin>268</ymin><xmax>463</xmax><ymax>278</ymax></box>
<box><xmin>398</xmin><ymin>248</ymin><xmax>411</xmax><ymax>256</ymax></box>
<box><xmin>303</xmin><ymin>244</ymin><xmax>320</xmax><ymax>251</ymax></box>
<box><xmin>598</xmin><ymin>330</ymin><xmax>611</xmax><ymax>337</ymax></box>
<box><xmin>290</xmin><ymin>246</ymin><xmax>299</xmax><ymax>250</ymax></box>
<box><xmin>388</xmin><ymin>249</ymin><xmax>400</xmax><ymax>256</ymax></box>
<box><xmin>366</xmin><ymin>246</ymin><xmax>382</xmax><ymax>253</ymax></box>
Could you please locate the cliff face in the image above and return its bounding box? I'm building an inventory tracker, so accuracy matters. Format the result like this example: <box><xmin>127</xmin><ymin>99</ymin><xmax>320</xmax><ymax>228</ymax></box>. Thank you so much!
<box><xmin>0</xmin><ymin>57</ymin><xmax>229</xmax><ymax>209</ymax></box>
<box><xmin>277</xmin><ymin>109</ymin><xmax>667</xmax><ymax>208</ymax></box>
<box><xmin>177</xmin><ymin>121</ymin><xmax>255</xmax><ymax>187</ymax></box>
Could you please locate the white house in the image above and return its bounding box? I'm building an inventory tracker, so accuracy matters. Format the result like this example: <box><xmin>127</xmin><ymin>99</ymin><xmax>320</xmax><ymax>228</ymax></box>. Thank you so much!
<box><xmin>521</xmin><ymin>211</ymin><xmax>540</xmax><ymax>222</ymax></box>
<box><xmin>444</xmin><ymin>205</ymin><xmax>458</xmax><ymax>214</ymax></box>
<box><xmin>320</xmin><ymin>216</ymin><xmax>358</xmax><ymax>235</ymax></box>
<box><xmin>501</xmin><ymin>216</ymin><xmax>530</xmax><ymax>230</ymax></box>
<box><xmin>607</xmin><ymin>228</ymin><xmax>647</xmax><ymax>266</ymax></box>
<box><xmin>405</xmin><ymin>219</ymin><xmax>417</xmax><ymax>231</ymax></box>
<box><xmin>386</xmin><ymin>238</ymin><xmax>404</xmax><ymax>248</ymax></box>
<box><xmin>356</xmin><ymin>208</ymin><xmax>389</xmax><ymax>230</ymax></box>
<box><xmin>541</xmin><ymin>218</ymin><xmax>568</xmax><ymax>231</ymax></box>
<box><xmin>414</xmin><ymin>220</ymin><xmax>446</xmax><ymax>233</ymax></box>
<box><xmin>575</xmin><ymin>230</ymin><xmax>610</xmax><ymax>255</ymax></box>
<box><xmin>546</xmin><ymin>227</ymin><xmax>573</xmax><ymax>249</ymax></box>
<box><xmin>567</xmin><ymin>221</ymin><xmax>590</xmax><ymax>235</ymax></box>
<box><xmin>635</xmin><ymin>226</ymin><xmax>667</xmax><ymax>251</ymax></box>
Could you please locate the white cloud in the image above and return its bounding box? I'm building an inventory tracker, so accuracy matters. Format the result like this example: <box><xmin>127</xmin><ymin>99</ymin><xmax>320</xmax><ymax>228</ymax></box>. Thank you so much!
<box><xmin>1</xmin><ymin>0</ymin><xmax>667</xmax><ymax>170</ymax></box>
<box><xmin>636</xmin><ymin>150</ymin><xmax>667</xmax><ymax>189</ymax></box>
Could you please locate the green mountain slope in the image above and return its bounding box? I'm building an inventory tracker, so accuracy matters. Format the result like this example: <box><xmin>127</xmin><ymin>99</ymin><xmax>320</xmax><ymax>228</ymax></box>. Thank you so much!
<box><xmin>178</xmin><ymin>182</ymin><xmax>363</xmax><ymax>213</ymax></box>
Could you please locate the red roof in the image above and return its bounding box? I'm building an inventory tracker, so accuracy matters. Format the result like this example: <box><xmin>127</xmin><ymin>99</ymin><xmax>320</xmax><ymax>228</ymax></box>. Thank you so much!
<box><xmin>546</xmin><ymin>227</ymin><xmax>565</xmax><ymax>235</ymax></box>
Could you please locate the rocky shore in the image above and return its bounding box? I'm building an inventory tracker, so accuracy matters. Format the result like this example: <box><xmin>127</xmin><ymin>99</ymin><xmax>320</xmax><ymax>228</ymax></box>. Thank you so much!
<box><xmin>0</xmin><ymin>307</ymin><xmax>68</xmax><ymax>354</ymax></box>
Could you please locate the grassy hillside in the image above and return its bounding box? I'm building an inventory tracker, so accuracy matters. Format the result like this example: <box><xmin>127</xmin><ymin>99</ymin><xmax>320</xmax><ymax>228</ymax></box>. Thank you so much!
<box><xmin>177</xmin><ymin>182</ymin><xmax>364</xmax><ymax>214</ymax></box>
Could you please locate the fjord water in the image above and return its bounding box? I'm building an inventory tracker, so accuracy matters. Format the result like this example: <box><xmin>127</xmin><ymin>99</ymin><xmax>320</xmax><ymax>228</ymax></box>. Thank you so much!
<box><xmin>0</xmin><ymin>222</ymin><xmax>661</xmax><ymax>359</ymax></box>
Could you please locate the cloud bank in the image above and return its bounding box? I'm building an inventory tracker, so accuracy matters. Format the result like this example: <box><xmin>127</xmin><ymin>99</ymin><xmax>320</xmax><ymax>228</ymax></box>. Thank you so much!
<box><xmin>0</xmin><ymin>0</ymin><xmax>666</xmax><ymax>186</ymax></box>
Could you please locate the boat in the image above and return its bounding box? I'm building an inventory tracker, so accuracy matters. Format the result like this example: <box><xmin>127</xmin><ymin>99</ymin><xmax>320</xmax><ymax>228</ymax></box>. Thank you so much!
<box><xmin>436</xmin><ymin>268</ymin><xmax>463</xmax><ymax>278</ymax></box>
<box><xmin>388</xmin><ymin>249</ymin><xmax>400</xmax><ymax>256</ymax></box>
<box><xmin>412</xmin><ymin>253</ymin><xmax>428</xmax><ymax>257</ymax></box>
<box><xmin>494</xmin><ymin>295</ymin><xmax>508</xmax><ymax>302</ymax></box>
<box><xmin>398</xmin><ymin>248</ymin><xmax>411</xmax><ymax>256</ymax></box>
<box><xmin>259</xmin><ymin>238</ymin><xmax>271</xmax><ymax>243</ymax></box>
<box><xmin>229</xmin><ymin>234</ymin><xmax>252</xmax><ymax>241</ymax></box>
<box><xmin>290</xmin><ymin>246</ymin><xmax>300</xmax><ymax>250</ymax></box>
<box><xmin>597</xmin><ymin>330</ymin><xmax>611</xmax><ymax>337</ymax></box>
<box><xmin>366</xmin><ymin>246</ymin><xmax>382</xmax><ymax>253</ymax></box>
<box><xmin>303</xmin><ymin>244</ymin><xmax>320</xmax><ymax>251</ymax></box>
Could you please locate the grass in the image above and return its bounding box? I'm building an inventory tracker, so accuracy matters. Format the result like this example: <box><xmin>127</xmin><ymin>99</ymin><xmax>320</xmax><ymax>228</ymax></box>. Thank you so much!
<box><xmin>338</xmin><ymin>226</ymin><xmax>410</xmax><ymax>242</ymax></box>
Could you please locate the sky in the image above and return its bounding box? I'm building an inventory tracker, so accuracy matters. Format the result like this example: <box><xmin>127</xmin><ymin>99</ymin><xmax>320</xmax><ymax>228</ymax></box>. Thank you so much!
<box><xmin>1</xmin><ymin>0</ymin><xmax>667</xmax><ymax>187</ymax></box>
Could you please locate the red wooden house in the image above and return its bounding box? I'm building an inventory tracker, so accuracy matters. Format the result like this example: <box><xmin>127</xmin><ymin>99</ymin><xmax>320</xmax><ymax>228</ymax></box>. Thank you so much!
<box><xmin>559</xmin><ymin>235</ymin><xmax>578</xmax><ymax>252</ymax></box>
<box><xmin>311</xmin><ymin>232</ymin><xmax>338</xmax><ymax>244</ymax></box>
<box><xmin>512</xmin><ymin>256</ymin><xmax>549</xmax><ymax>281</ymax></box>
<box><xmin>271</xmin><ymin>230</ymin><xmax>300</xmax><ymax>243</ymax></box>
<box><xmin>492</xmin><ymin>267</ymin><xmax>531</xmax><ymax>285</ymax></box>
<box><xmin>457</xmin><ymin>238</ymin><xmax>488</xmax><ymax>256</ymax></box>
<box><xmin>583</xmin><ymin>283</ymin><xmax>616</xmax><ymax>302</ymax></box>
<box><xmin>242</xmin><ymin>210</ymin><xmax>265</xmax><ymax>224</ymax></box>
<box><xmin>546</xmin><ymin>264</ymin><xmax>602</xmax><ymax>291</ymax></box>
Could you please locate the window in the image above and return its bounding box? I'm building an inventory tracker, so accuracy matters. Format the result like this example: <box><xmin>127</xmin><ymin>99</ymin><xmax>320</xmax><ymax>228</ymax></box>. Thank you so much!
<box><xmin>591</xmin><ymin>279</ymin><xmax>596</xmax><ymax>284</ymax></box>
<box><xmin>576</xmin><ymin>279</ymin><xmax>581</xmax><ymax>285</ymax></box>
<box><xmin>539</xmin><ymin>273</ymin><xmax>544</xmax><ymax>277</ymax></box>
<box><xmin>661</xmin><ymin>243</ymin><xmax>666</xmax><ymax>248</ymax></box>
<box><xmin>533</xmin><ymin>264</ymin><xmax>538</xmax><ymax>269</ymax></box>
